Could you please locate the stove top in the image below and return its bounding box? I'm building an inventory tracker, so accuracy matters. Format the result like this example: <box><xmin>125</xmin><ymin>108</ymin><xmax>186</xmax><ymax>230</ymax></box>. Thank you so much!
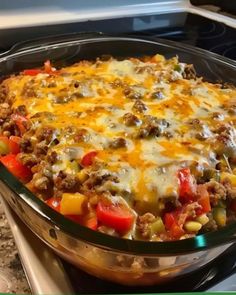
<box><xmin>129</xmin><ymin>13</ymin><xmax>236</xmax><ymax>60</ymax></box>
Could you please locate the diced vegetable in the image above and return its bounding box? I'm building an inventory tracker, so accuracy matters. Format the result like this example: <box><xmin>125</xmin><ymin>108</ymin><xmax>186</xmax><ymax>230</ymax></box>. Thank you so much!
<box><xmin>164</xmin><ymin>212</ymin><xmax>175</xmax><ymax>230</ymax></box>
<box><xmin>196</xmin><ymin>214</ymin><xmax>209</xmax><ymax>225</ymax></box>
<box><xmin>213</xmin><ymin>207</ymin><xmax>226</xmax><ymax>227</ymax></box>
<box><xmin>81</xmin><ymin>151</ymin><xmax>98</xmax><ymax>167</ymax></box>
<box><xmin>0</xmin><ymin>137</ymin><xmax>10</xmax><ymax>155</ymax></box>
<box><xmin>46</xmin><ymin>197</ymin><xmax>61</xmax><ymax>212</ymax></box>
<box><xmin>11</xmin><ymin>114</ymin><xmax>29</xmax><ymax>134</ymax></box>
<box><xmin>196</xmin><ymin>184</ymin><xmax>211</xmax><ymax>214</ymax></box>
<box><xmin>170</xmin><ymin>223</ymin><xmax>185</xmax><ymax>239</ymax></box>
<box><xmin>150</xmin><ymin>217</ymin><xmax>165</xmax><ymax>235</ymax></box>
<box><xmin>0</xmin><ymin>136</ymin><xmax>21</xmax><ymax>155</ymax></box>
<box><xmin>177</xmin><ymin>168</ymin><xmax>196</xmax><ymax>202</ymax></box>
<box><xmin>184</xmin><ymin>221</ymin><xmax>202</xmax><ymax>232</ymax></box>
<box><xmin>60</xmin><ymin>193</ymin><xmax>87</xmax><ymax>215</ymax></box>
<box><xmin>96</xmin><ymin>201</ymin><xmax>134</xmax><ymax>232</ymax></box>
<box><xmin>23</xmin><ymin>60</ymin><xmax>56</xmax><ymax>76</ymax></box>
<box><xmin>9</xmin><ymin>136</ymin><xmax>21</xmax><ymax>154</ymax></box>
<box><xmin>220</xmin><ymin>172</ymin><xmax>236</xmax><ymax>186</ymax></box>
<box><xmin>23</xmin><ymin>69</ymin><xmax>42</xmax><ymax>76</ymax></box>
<box><xmin>0</xmin><ymin>154</ymin><xmax>32</xmax><ymax>182</ymax></box>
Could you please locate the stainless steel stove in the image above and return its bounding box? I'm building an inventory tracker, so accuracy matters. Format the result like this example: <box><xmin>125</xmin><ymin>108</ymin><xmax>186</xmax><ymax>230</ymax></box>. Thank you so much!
<box><xmin>1</xmin><ymin>1</ymin><xmax>236</xmax><ymax>293</ymax></box>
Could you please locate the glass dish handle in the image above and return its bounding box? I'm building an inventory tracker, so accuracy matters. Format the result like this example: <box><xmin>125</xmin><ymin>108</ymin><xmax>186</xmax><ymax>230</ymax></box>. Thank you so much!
<box><xmin>0</xmin><ymin>31</ymin><xmax>104</xmax><ymax>58</ymax></box>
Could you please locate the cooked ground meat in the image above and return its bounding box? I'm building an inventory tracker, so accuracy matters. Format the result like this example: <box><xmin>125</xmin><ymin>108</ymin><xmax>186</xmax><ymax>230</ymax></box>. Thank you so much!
<box><xmin>0</xmin><ymin>103</ymin><xmax>11</xmax><ymax>120</ymax></box>
<box><xmin>109</xmin><ymin>137</ymin><xmax>127</xmax><ymax>149</ymax></box>
<box><xmin>137</xmin><ymin>115</ymin><xmax>169</xmax><ymax>138</ymax></box>
<box><xmin>20</xmin><ymin>137</ymin><xmax>33</xmax><ymax>153</ymax></box>
<box><xmin>136</xmin><ymin>213</ymin><xmax>156</xmax><ymax>238</ymax></box>
<box><xmin>83</xmin><ymin>171</ymin><xmax>119</xmax><ymax>190</ymax></box>
<box><xmin>183</xmin><ymin>64</ymin><xmax>196</xmax><ymax>80</ymax></box>
<box><xmin>54</xmin><ymin>171</ymin><xmax>79</xmax><ymax>191</ymax></box>
<box><xmin>14</xmin><ymin>105</ymin><xmax>27</xmax><ymax>116</ymax></box>
<box><xmin>19</xmin><ymin>153</ymin><xmax>39</xmax><ymax>167</ymax></box>
<box><xmin>35</xmin><ymin>126</ymin><xmax>55</xmax><ymax>144</ymax></box>
<box><xmin>222</xmin><ymin>178</ymin><xmax>236</xmax><ymax>199</ymax></box>
<box><xmin>151</xmin><ymin>91</ymin><xmax>165</xmax><ymax>100</ymax></box>
<box><xmin>21</xmin><ymin>81</ymin><xmax>37</xmax><ymax>97</ymax></box>
<box><xmin>123</xmin><ymin>87</ymin><xmax>142</xmax><ymax>100</ymax></box>
<box><xmin>205</xmin><ymin>180</ymin><xmax>226</xmax><ymax>206</ymax></box>
<box><xmin>74</xmin><ymin>128</ymin><xmax>90</xmax><ymax>143</ymax></box>
<box><xmin>132</xmin><ymin>99</ymin><xmax>148</xmax><ymax>113</ymax></box>
<box><xmin>0</xmin><ymin>84</ymin><xmax>8</xmax><ymax>103</ymax></box>
<box><xmin>34</xmin><ymin>141</ymin><xmax>48</xmax><ymax>156</ymax></box>
<box><xmin>214</xmin><ymin>131</ymin><xmax>236</xmax><ymax>158</ymax></box>
<box><xmin>46</xmin><ymin>151</ymin><xmax>58</xmax><ymax>165</ymax></box>
<box><xmin>122</xmin><ymin>113</ymin><xmax>140</xmax><ymax>126</ymax></box>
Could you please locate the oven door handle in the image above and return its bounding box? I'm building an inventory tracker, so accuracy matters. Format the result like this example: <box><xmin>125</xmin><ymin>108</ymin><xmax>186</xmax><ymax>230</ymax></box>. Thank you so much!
<box><xmin>0</xmin><ymin>31</ymin><xmax>104</xmax><ymax>57</ymax></box>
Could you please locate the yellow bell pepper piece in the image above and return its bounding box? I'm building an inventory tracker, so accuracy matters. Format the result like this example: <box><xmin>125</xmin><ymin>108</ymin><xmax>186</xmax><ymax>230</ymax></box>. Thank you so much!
<box><xmin>220</xmin><ymin>172</ymin><xmax>236</xmax><ymax>186</ymax></box>
<box><xmin>60</xmin><ymin>193</ymin><xmax>86</xmax><ymax>215</ymax></box>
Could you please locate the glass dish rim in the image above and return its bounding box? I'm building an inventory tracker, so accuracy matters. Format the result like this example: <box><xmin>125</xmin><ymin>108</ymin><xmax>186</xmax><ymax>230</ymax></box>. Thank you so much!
<box><xmin>0</xmin><ymin>34</ymin><xmax>236</xmax><ymax>256</ymax></box>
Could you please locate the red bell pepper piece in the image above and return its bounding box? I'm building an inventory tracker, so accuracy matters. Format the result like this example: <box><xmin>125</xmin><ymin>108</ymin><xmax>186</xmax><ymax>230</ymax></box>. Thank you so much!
<box><xmin>96</xmin><ymin>201</ymin><xmax>134</xmax><ymax>232</ymax></box>
<box><xmin>23</xmin><ymin>69</ymin><xmax>42</xmax><ymax>76</ymax></box>
<box><xmin>9</xmin><ymin>136</ymin><xmax>21</xmax><ymax>154</ymax></box>
<box><xmin>81</xmin><ymin>151</ymin><xmax>98</xmax><ymax>167</ymax></box>
<box><xmin>46</xmin><ymin>197</ymin><xmax>61</xmax><ymax>212</ymax></box>
<box><xmin>0</xmin><ymin>154</ymin><xmax>32</xmax><ymax>182</ymax></box>
<box><xmin>163</xmin><ymin>212</ymin><xmax>175</xmax><ymax>230</ymax></box>
<box><xmin>177</xmin><ymin>168</ymin><xmax>196</xmax><ymax>202</ymax></box>
<box><xmin>170</xmin><ymin>223</ymin><xmax>185</xmax><ymax>239</ymax></box>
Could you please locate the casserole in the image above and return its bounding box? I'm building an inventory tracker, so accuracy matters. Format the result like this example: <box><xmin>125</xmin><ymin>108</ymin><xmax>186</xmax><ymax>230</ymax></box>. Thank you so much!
<box><xmin>0</xmin><ymin>33</ymin><xmax>236</xmax><ymax>286</ymax></box>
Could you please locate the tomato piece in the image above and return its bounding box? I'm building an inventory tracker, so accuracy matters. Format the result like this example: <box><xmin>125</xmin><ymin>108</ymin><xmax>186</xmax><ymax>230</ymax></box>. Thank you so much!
<box><xmin>170</xmin><ymin>223</ymin><xmax>185</xmax><ymax>239</ymax></box>
<box><xmin>177</xmin><ymin>168</ymin><xmax>196</xmax><ymax>202</ymax></box>
<box><xmin>163</xmin><ymin>213</ymin><xmax>175</xmax><ymax>230</ymax></box>
<box><xmin>11</xmin><ymin>114</ymin><xmax>29</xmax><ymax>135</ymax></box>
<box><xmin>81</xmin><ymin>151</ymin><xmax>98</xmax><ymax>167</ymax></box>
<box><xmin>196</xmin><ymin>184</ymin><xmax>211</xmax><ymax>214</ymax></box>
<box><xmin>23</xmin><ymin>69</ymin><xmax>42</xmax><ymax>76</ymax></box>
<box><xmin>46</xmin><ymin>197</ymin><xmax>61</xmax><ymax>212</ymax></box>
<box><xmin>96</xmin><ymin>202</ymin><xmax>134</xmax><ymax>232</ymax></box>
<box><xmin>0</xmin><ymin>154</ymin><xmax>32</xmax><ymax>182</ymax></box>
<box><xmin>9</xmin><ymin>136</ymin><xmax>21</xmax><ymax>154</ymax></box>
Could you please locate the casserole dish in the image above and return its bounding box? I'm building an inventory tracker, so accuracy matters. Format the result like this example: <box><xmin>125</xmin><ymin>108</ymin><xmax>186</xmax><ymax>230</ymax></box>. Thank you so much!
<box><xmin>0</xmin><ymin>33</ymin><xmax>236</xmax><ymax>286</ymax></box>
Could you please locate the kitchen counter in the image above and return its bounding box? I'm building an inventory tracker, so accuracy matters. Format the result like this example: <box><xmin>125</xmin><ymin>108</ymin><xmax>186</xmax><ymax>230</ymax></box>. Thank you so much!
<box><xmin>0</xmin><ymin>201</ymin><xmax>31</xmax><ymax>294</ymax></box>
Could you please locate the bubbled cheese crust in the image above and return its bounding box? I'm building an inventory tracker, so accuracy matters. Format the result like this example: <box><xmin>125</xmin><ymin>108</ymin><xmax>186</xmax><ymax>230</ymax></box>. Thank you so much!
<box><xmin>4</xmin><ymin>55</ymin><xmax>236</xmax><ymax>204</ymax></box>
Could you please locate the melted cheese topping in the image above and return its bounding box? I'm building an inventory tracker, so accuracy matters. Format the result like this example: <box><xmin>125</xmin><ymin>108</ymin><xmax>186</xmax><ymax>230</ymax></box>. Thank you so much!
<box><xmin>5</xmin><ymin>54</ymin><xmax>236</xmax><ymax>204</ymax></box>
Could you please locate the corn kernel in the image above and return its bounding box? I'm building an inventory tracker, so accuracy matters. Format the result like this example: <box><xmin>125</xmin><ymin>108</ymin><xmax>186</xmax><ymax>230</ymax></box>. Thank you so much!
<box><xmin>196</xmin><ymin>214</ymin><xmax>209</xmax><ymax>225</ymax></box>
<box><xmin>184</xmin><ymin>221</ymin><xmax>202</xmax><ymax>232</ymax></box>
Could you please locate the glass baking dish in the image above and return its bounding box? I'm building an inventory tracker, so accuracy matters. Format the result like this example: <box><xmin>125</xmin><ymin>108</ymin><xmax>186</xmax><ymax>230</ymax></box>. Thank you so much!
<box><xmin>0</xmin><ymin>33</ymin><xmax>236</xmax><ymax>286</ymax></box>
